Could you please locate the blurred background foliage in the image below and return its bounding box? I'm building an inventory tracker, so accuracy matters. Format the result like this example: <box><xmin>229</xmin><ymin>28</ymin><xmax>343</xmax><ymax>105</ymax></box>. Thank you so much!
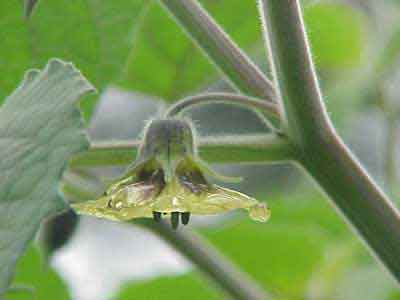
<box><xmin>1</xmin><ymin>0</ymin><xmax>400</xmax><ymax>299</ymax></box>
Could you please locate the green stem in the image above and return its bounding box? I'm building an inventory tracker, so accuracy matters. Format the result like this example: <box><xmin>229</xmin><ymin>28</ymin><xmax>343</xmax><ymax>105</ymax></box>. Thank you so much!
<box><xmin>382</xmin><ymin>110</ymin><xmax>398</xmax><ymax>195</ymax></box>
<box><xmin>24</xmin><ymin>0</ymin><xmax>39</xmax><ymax>18</ymax></box>
<box><xmin>261</xmin><ymin>0</ymin><xmax>400</xmax><ymax>282</ymax></box>
<box><xmin>165</xmin><ymin>92</ymin><xmax>281</xmax><ymax>124</ymax></box>
<box><xmin>137</xmin><ymin>220</ymin><xmax>270</xmax><ymax>300</ymax></box>
<box><xmin>158</xmin><ymin>0</ymin><xmax>278</xmax><ymax>103</ymax></box>
<box><xmin>69</xmin><ymin>134</ymin><xmax>294</xmax><ymax>168</ymax></box>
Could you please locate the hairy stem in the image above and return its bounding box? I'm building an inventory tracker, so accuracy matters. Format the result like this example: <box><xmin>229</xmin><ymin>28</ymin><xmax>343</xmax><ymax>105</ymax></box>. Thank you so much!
<box><xmin>165</xmin><ymin>92</ymin><xmax>281</xmax><ymax>124</ymax></box>
<box><xmin>158</xmin><ymin>0</ymin><xmax>278</xmax><ymax>103</ymax></box>
<box><xmin>261</xmin><ymin>0</ymin><xmax>400</xmax><ymax>282</ymax></box>
<box><xmin>69</xmin><ymin>134</ymin><xmax>294</xmax><ymax>168</ymax></box>
<box><xmin>137</xmin><ymin>220</ymin><xmax>270</xmax><ymax>300</ymax></box>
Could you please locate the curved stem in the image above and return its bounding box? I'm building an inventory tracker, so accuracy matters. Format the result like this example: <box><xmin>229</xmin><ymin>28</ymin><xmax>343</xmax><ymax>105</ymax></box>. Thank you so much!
<box><xmin>262</xmin><ymin>0</ymin><xmax>400</xmax><ymax>282</ymax></box>
<box><xmin>165</xmin><ymin>92</ymin><xmax>281</xmax><ymax>124</ymax></box>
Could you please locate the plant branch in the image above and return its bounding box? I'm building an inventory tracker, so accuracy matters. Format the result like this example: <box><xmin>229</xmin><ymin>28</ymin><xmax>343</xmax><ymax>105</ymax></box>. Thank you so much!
<box><xmin>261</xmin><ymin>0</ymin><xmax>400</xmax><ymax>282</ymax></box>
<box><xmin>158</xmin><ymin>0</ymin><xmax>278</xmax><ymax>104</ymax></box>
<box><xmin>69</xmin><ymin>134</ymin><xmax>294</xmax><ymax>168</ymax></box>
<box><xmin>24</xmin><ymin>0</ymin><xmax>39</xmax><ymax>18</ymax></box>
<box><xmin>165</xmin><ymin>92</ymin><xmax>281</xmax><ymax>124</ymax></box>
<box><xmin>383</xmin><ymin>114</ymin><xmax>398</xmax><ymax>194</ymax></box>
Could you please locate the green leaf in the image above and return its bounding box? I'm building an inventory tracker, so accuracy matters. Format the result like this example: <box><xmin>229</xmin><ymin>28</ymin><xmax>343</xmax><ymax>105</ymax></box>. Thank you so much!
<box><xmin>120</xmin><ymin>0</ymin><xmax>263</xmax><ymax>101</ymax></box>
<box><xmin>306</xmin><ymin>243</ymin><xmax>360</xmax><ymax>299</ymax></box>
<box><xmin>0</xmin><ymin>0</ymin><xmax>146</xmax><ymax>116</ymax></box>
<box><xmin>118</xmin><ymin>273</ymin><xmax>219</xmax><ymax>300</ymax></box>
<box><xmin>0</xmin><ymin>0</ymin><xmax>263</xmax><ymax>116</ymax></box>
<box><xmin>201</xmin><ymin>220</ymin><xmax>327</xmax><ymax>296</ymax></box>
<box><xmin>0</xmin><ymin>59</ymin><xmax>94</xmax><ymax>295</ymax></box>
<box><xmin>8</xmin><ymin>246</ymin><xmax>70</xmax><ymax>300</ymax></box>
<box><xmin>304</xmin><ymin>2</ymin><xmax>366</xmax><ymax>71</ymax></box>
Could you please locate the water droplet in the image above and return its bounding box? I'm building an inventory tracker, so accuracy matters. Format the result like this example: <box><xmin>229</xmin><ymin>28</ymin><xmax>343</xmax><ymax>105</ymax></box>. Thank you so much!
<box><xmin>249</xmin><ymin>203</ymin><xmax>270</xmax><ymax>222</ymax></box>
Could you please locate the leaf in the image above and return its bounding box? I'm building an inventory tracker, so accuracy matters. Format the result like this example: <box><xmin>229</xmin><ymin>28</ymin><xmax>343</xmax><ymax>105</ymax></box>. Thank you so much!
<box><xmin>0</xmin><ymin>0</ymin><xmax>263</xmax><ymax>116</ymax></box>
<box><xmin>304</xmin><ymin>2</ymin><xmax>366</xmax><ymax>71</ymax></box>
<box><xmin>119</xmin><ymin>0</ymin><xmax>263</xmax><ymax>101</ymax></box>
<box><xmin>10</xmin><ymin>246</ymin><xmax>70</xmax><ymax>300</ymax></box>
<box><xmin>0</xmin><ymin>59</ymin><xmax>94</xmax><ymax>295</ymax></box>
<box><xmin>118</xmin><ymin>273</ymin><xmax>219</xmax><ymax>300</ymax></box>
<box><xmin>0</xmin><ymin>0</ymin><xmax>147</xmax><ymax>116</ymax></box>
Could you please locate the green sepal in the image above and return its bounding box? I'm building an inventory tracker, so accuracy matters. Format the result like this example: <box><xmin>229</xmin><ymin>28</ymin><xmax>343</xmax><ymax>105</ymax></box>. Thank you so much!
<box><xmin>187</xmin><ymin>155</ymin><xmax>242</xmax><ymax>184</ymax></box>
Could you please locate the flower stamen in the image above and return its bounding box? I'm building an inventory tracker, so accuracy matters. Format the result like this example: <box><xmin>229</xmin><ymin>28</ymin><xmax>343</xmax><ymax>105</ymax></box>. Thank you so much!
<box><xmin>153</xmin><ymin>211</ymin><xmax>162</xmax><ymax>222</ymax></box>
<box><xmin>181</xmin><ymin>212</ymin><xmax>190</xmax><ymax>225</ymax></box>
<box><xmin>171</xmin><ymin>212</ymin><xmax>180</xmax><ymax>229</ymax></box>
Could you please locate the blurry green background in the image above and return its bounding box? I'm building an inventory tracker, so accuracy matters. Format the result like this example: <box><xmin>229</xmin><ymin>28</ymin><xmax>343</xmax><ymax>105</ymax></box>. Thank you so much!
<box><xmin>2</xmin><ymin>0</ymin><xmax>400</xmax><ymax>299</ymax></box>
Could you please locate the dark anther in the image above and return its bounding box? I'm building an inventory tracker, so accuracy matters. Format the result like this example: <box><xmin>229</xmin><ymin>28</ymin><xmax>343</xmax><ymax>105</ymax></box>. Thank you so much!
<box><xmin>171</xmin><ymin>212</ymin><xmax>180</xmax><ymax>229</ymax></box>
<box><xmin>107</xmin><ymin>199</ymin><xmax>112</xmax><ymax>208</ymax></box>
<box><xmin>153</xmin><ymin>211</ymin><xmax>162</xmax><ymax>222</ymax></box>
<box><xmin>181</xmin><ymin>212</ymin><xmax>190</xmax><ymax>225</ymax></box>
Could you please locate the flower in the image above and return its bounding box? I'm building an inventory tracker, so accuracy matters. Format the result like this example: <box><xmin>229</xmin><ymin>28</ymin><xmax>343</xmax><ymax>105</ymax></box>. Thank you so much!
<box><xmin>72</xmin><ymin>118</ymin><xmax>270</xmax><ymax>228</ymax></box>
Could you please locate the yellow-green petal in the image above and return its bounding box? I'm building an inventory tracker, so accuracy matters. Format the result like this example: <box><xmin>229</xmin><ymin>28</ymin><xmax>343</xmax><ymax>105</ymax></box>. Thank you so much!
<box><xmin>71</xmin><ymin>182</ymin><xmax>158</xmax><ymax>221</ymax></box>
<box><xmin>71</xmin><ymin>179</ymin><xmax>270</xmax><ymax>222</ymax></box>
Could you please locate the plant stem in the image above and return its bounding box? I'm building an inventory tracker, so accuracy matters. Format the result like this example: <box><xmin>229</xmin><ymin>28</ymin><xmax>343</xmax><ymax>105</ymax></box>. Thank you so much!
<box><xmin>24</xmin><ymin>0</ymin><xmax>39</xmax><ymax>18</ymax></box>
<box><xmin>137</xmin><ymin>220</ymin><xmax>270</xmax><ymax>300</ymax></box>
<box><xmin>165</xmin><ymin>92</ymin><xmax>281</xmax><ymax>123</ymax></box>
<box><xmin>158</xmin><ymin>0</ymin><xmax>278</xmax><ymax>103</ymax></box>
<box><xmin>69</xmin><ymin>134</ymin><xmax>294</xmax><ymax>168</ymax></box>
<box><xmin>261</xmin><ymin>0</ymin><xmax>400</xmax><ymax>282</ymax></box>
<box><xmin>382</xmin><ymin>110</ymin><xmax>398</xmax><ymax>195</ymax></box>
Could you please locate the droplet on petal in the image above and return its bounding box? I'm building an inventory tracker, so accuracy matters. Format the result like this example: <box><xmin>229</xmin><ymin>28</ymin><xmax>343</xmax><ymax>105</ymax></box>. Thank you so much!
<box><xmin>249</xmin><ymin>203</ymin><xmax>270</xmax><ymax>222</ymax></box>
<box><xmin>114</xmin><ymin>201</ymin><xmax>123</xmax><ymax>209</ymax></box>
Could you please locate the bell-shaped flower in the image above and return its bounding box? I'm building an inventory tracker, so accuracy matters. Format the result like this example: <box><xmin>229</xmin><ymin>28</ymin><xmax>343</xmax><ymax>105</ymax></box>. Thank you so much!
<box><xmin>72</xmin><ymin>118</ymin><xmax>270</xmax><ymax>228</ymax></box>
